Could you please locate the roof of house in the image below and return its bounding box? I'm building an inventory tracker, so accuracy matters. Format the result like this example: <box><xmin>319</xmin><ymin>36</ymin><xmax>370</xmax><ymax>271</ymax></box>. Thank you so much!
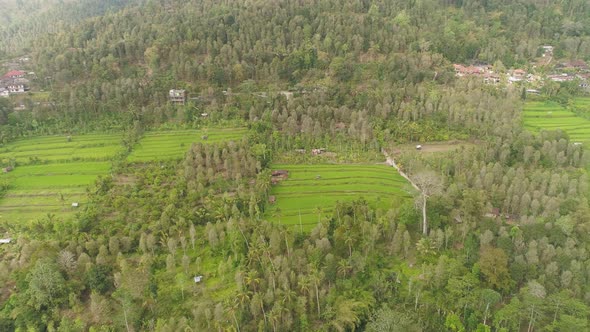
<box><xmin>2</xmin><ymin>70</ymin><xmax>25</xmax><ymax>78</ymax></box>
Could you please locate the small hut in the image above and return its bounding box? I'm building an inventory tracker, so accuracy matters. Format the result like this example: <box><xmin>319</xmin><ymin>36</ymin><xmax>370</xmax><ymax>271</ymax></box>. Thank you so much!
<box><xmin>269</xmin><ymin>195</ymin><xmax>276</xmax><ymax>204</ymax></box>
<box><xmin>2</xmin><ymin>166</ymin><xmax>13</xmax><ymax>173</ymax></box>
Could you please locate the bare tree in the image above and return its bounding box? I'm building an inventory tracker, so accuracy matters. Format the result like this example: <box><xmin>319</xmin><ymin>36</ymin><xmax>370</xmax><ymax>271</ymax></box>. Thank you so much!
<box><xmin>412</xmin><ymin>171</ymin><xmax>443</xmax><ymax>235</ymax></box>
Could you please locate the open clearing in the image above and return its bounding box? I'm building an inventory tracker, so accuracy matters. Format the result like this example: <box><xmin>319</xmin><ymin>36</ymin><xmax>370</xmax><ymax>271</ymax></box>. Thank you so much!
<box><xmin>524</xmin><ymin>99</ymin><xmax>590</xmax><ymax>143</ymax></box>
<box><xmin>127</xmin><ymin>128</ymin><xmax>247</xmax><ymax>162</ymax></box>
<box><xmin>0</xmin><ymin>134</ymin><xmax>122</xmax><ymax>223</ymax></box>
<box><xmin>267</xmin><ymin>164</ymin><xmax>413</xmax><ymax>230</ymax></box>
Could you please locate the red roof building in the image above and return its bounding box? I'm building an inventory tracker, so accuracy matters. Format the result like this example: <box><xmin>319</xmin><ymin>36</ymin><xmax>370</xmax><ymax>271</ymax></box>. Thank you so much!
<box><xmin>2</xmin><ymin>70</ymin><xmax>25</xmax><ymax>79</ymax></box>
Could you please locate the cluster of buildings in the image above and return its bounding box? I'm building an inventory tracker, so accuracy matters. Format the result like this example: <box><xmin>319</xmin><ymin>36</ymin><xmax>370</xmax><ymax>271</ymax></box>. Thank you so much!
<box><xmin>453</xmin><ymin>64</ymin><xmax>538</xmax><ymax>85</ymax></box>
<box><xmin>453</xmin><ymin>45</ymin><xmax>590</xmax><ymax>90</ymax></box>
<box><xmin>0</xmin><ymin>70</ymin><xmax>30</xmax><ymax>97</ymax></box>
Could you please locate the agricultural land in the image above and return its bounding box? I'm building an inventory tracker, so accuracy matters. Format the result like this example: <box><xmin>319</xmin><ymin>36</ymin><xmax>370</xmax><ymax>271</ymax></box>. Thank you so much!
<box><xmin>267</xmin><ymin>163</ymin><xmax>413</xmax><ymax>230</ymax></box>
<box><xmin>0</xmin><ymin>134</ymin><xmax>122</xmax><ymax>223</ymax></box>
<box><xmin>127</xmin><ymin>128</ymin><xmax>248</xmax><ymax>162</ymax></box>
<box><xmin>524</xmin><ymin>98</ymin><xmax>590</xmax><ymax>143</ymax></box>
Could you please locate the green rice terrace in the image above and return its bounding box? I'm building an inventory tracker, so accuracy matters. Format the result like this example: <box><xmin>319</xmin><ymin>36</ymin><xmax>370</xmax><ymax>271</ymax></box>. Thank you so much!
<box><xmin>267</xmin><ymin>164</ymin><xmax>413</xmax><ymax>230</ymax></box>
<box><xmin>524</xmin><ymin>98</ymin><xmax>590</xmax><ymax>143</ymax></box>
<box><xmin>127</xmin><ymin>128</ymin><xmax>248</xmax><ymax>162</ymax></box>
<box><xmin>0</xmin><ymin>133</ymin><xmax>122</xmax><ymax>223</ymax></box>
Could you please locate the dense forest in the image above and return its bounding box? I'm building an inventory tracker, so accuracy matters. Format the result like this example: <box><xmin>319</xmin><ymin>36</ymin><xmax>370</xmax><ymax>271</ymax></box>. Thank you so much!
<box><xmin>1</xmin><ymin>0</ymin><xmax>590</xmax><ymax>331</ymax></box>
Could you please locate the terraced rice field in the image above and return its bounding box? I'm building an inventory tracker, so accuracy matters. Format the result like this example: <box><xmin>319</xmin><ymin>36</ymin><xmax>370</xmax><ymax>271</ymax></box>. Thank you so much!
<box><xmin>524</xmin><ymin>99</ymin><xmax>590</xmax><ymax>143</ymax></box>
<box><xmin>267</xmin><ymin>164</ymin><xmax>413</xmax><ymax>230</ymax></box>
<box><xmin>127</xmin><ymin>128</ymin><xmax>248</xmax><ymax>162</ymax></box>
<box><xmin>0</xmin><ymin>134</ymin><xmax>122</xmax><ymax>223</ymax></box>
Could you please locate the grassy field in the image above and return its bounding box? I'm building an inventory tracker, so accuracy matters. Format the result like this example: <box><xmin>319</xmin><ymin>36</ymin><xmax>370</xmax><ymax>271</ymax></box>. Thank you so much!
<box><xmin>267</xmin><ymin>164</ymin><xmax>413</xmax><ymax>230</ymax></box>
<box><xmin>524</xmin><ymin>99</ymin><xmax>590</xmax><ymax>143</ymax></box>
<box><xmin>127</xmin><ymin>128</ymin><xmax>248</xmax><ymax>162</ymax></box>
<box><xmin>0</xmin><ymin>134</ymin><xmax>122</xmax><ymax>223</ymax></box>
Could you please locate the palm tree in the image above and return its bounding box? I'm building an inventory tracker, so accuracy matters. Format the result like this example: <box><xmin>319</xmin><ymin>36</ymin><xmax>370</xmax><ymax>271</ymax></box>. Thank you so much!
<box><xmin>309</xmin><ymin>267</ymin><xmax>323</xmax><ymax>317</ymax></box>
<box><xmin>244</xmin><ymin>270</ymin><xmax>261</xmax><ymax>292</ymax></box>
<box><xmin>337</xmin><ymin>259</ymin><xmax>353</xmax><ymax>278</ymax></box>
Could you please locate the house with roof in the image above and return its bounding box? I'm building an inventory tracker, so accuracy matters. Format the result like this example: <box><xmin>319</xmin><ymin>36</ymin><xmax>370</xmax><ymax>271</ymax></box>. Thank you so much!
<box><xmin>0</xmin><ymin>88</ymin><xmax>8</xmax><ymax>98</ymax></box>
<box><xmin>557</xmin><ymin>60</ymin><xmax>588</xmax><ymax>72</ymax></box>
<box><xmin>2</xmin><ymin>70</ymin><xmax>25</xmax><ymax>79</ymax></box>
<box><xmin>541</xmin><ymin>45</ymin><xmax>553</xmax><ymax>57</ymax></box>
<box><xmin>169</xmin><ymin>89</ymin><xmax>187</xmax><ymax>105</ymax></box>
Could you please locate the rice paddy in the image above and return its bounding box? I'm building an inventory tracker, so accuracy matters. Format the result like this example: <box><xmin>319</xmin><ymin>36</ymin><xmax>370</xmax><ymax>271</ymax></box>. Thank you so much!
<box><xmin>267</xmin><ymin>164</ymin><xmax>413</xmax><ymax>230</ymax></box>
<box><xmin>0</xmin><ymin>133</ymin><xmax>122</xmax><ymax>223</ymax></box>
<box><xmin>127</xmin><ymin>128</ymin><xmax>248</xmax><ymax>162</ymax></box>
<box><xmin>524</xmin><ymin>98</ymin><xmax>590</xmax><ymax>143</ymax></box>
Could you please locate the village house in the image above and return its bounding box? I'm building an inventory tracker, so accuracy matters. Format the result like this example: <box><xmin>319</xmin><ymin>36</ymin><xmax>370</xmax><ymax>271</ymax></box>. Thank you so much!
<box><xmin>547</xmin><ymin>73</ymin><xmax>575</xmax><ymax>82</ymax></box>
<box><xmin>558</xmin><ymin>60</ymin><xmax>588</xmax><ymax>72</ymax></box>
<box><xmin>541</xmin><ymin>45</ymin><xmax>553</xmax><ymax>57</ymax></box>
<box><xmin>453</xmin><ymin>64</ymin><xmax>486</xmax><ymax>77</ymax></box>
<box><xmin>312</xmin><ymin>148</ymin><xmax>326</xmax><ymax>156</ymax></box>
<box><xmin>2</xmin><ymin>70</ymin><xmax>25</xmax><ymax>79</ymax></box>
<box><xmin>0</xmin><ymin>88</ymin><xmax>8</xmax><ymax>98</ymax></box>
<box><xmin>483</xmin><ymin>73</ymin><xmax>501</xmax><ymax>84</ymax></box>
<box><xmin>169</xmin><ymin>89</ymin><xmax>187</xmax><ymax>105</ymax></box>
<box><xmin>6</xmin><ymin>82</ymin><xmax>27</xmax><ymax>93</ymax></box>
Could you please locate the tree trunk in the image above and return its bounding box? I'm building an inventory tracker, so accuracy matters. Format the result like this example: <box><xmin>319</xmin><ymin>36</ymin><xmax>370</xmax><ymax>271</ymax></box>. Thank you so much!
<box><xmin>422</xmin><ymin>195</ymin><xmax>428</xmax><ymax>235</ymax></box>
<box><xmin>315</xmin><ymin>282</ymin><xmax>321</xmax><ymax>317</ymax></box>
<box><xmin>527</xmin><ymin>304</ymin><xmax>535</xmax><ymax>332</ymax></box>
<box><xmin>123</xmin><ymin>306</ymin><xmax>131</xmax><ymax>332</ymax></box>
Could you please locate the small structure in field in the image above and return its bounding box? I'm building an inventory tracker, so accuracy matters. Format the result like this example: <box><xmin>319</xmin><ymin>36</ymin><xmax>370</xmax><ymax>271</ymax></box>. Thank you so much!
<box><xmin>71</xmin><ymin>202</ymin><xmax>79</xmax><ymax>208</ymax></box>
<box><xmin>202</xmin><ymin>135</ymin><xmax>208</xmax><ymax>140</ymax></box>
<box><xmin>0</xmin><ymin>238</ymin><xmax>11</xmax><ymax>244</ymax></box>
<box><xmin>573</xmin><ymin>142</ymin><xmax>583</xmax><ymax>146</ymax></box>
<box><xmin>416</xmin><ymin>145</ymin><xmax>422</xmax><ymax>150</ymax></box>
<box><xmin>484</xmin><ymin>208</ymin><xmax>501</xmax><ymax>218</ymax></box>
<box><xmin>295</xmin><ymin>149</ymin><xmax>306</xmax><ymax>154</ymax></box>
<box><xmin>201</xmin><ymin>113</ymin><xmax>208</xmax><ymax>117</ymax></box>
<box><xmin>311</xmin><ymin>148</ymin><xmax>326</xmax><ymax>156</ymax></box>
<box><xmin>2</xmin><ymin>166</ymin><xmax>13</xmax><ymax>173</ymax></box>
<box><xmin>194</xmin><ymin>275</ymin><xmax>203</xmax><ymax>283</ymax></box>
<box><xmin>271</xmin><ymin>170</ymin><xmax>289</xmax><ymax>185</ymax></box>
<box><xmin>169</xmin><ymin>89</ymin><xmax>187</xmax><ymax>105</ymax></box>
<box><xmin>269</xmin><ymin>195</ymin><xmax>276</xmax><ymax>204</ymax></box>
<box><xmin>315</xmin><ymin>175</ymin><xmax>321</xmax><ymax>180</ymax></box>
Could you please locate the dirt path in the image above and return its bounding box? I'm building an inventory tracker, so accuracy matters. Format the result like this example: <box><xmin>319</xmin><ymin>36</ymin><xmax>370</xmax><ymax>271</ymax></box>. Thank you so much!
<box><xmin>382</xmin><ymin>150</ymin><xmax>420</xmax><ymax>192</ymax></box>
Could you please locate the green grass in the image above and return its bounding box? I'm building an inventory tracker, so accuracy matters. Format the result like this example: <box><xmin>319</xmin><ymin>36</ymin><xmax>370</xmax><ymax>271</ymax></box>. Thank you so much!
<box><xmin>0</xmin><ymin>134</ymin><xmax>122</xmax><ymax>223</ymax></box>
<box><xmin>127</xmin><ymin>128</ymin><xmax>248</xmax><ymax>162</ymax></box>
<box><xmin>266</xmin><ymin>164</ymin><xmax>413</xmax><ymax>230</ymax></box>
<box><xmin>524</xmin><ymin>99</ymin><xmax>590</xmax><ymax>143</ymax></box>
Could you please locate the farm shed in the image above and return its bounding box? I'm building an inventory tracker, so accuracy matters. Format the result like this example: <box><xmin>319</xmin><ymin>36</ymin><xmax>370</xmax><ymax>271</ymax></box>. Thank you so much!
<box><xmin>71</xmin><ymin>202</ymin><xmax>79</xmax><ymax>208</ymax></box>
<box><xmin>271</xmin><ymin>170</ymin><xmax>289</xmax><ymax>178</ymax></box>
<box><xmin>194</xmin><ymin>275</ymin><xmax>203</xmax><ymax>283</ymax></box>
<box><xmin>0</xmin><ymin>238</ymin><xmax>11</xmax><ymax>244</ymax></box>
<box><xmin>2</xmin><ymin>166</ymin><xmax>13</xmax><ymax>173</ymax></box>
<box><xmin>269</xmin><ymin>195</ymin><xmax>276</xmax><ymax>204</ymax></box>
